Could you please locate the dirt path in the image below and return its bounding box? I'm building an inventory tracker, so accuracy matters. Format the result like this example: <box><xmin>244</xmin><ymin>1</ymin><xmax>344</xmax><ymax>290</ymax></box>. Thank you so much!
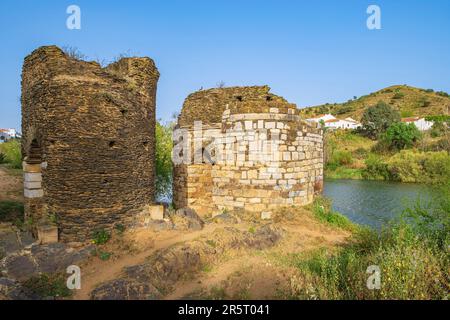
<box><xmin>165</xmin><ymin>219</ymin><xmax>349</xmax><ymax>300</ymax></box>
<box><xmin>73</xmin><ymin>223</ymin><xmax>231</xmax><ymax>300</ymax></box>
<box><xmin>73</xmin><ymin>208</ymin><xmax>350</xmax><ymax>300</ymax></box>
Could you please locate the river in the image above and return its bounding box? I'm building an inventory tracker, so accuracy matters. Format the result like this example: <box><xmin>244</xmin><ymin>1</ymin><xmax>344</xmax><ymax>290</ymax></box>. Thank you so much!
<box><xmin>323</xmin><ymin>179</ymin><xmax>436</xmax><ymax>230</ymax></box>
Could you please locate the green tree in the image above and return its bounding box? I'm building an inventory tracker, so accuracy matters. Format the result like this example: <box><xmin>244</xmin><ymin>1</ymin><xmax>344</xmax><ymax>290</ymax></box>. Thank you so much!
<box><xmin>361</xmin><ymin>101</ymin><xmax>400</xmax><ymax>139</ymax></box>
<box><xmin>430</xmin><ymin>121</ymin><xmax>446</xmax><ymax>138</ymax></box>
<box><xmin>155</xmin><ymin>121</ymin><xmax>174</xmax><ymax>199</ymax></box>
<box><xmin>383</xmin><ymin>122</ymin><xmax>421</xmax><ymax>150</ymax></box>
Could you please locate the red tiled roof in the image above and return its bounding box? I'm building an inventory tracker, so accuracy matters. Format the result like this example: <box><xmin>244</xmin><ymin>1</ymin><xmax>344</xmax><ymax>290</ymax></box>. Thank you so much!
<box><xmin>401</xmin><ymin>117</ymin><xmax>421</xmax><ymax>122</ymax></box>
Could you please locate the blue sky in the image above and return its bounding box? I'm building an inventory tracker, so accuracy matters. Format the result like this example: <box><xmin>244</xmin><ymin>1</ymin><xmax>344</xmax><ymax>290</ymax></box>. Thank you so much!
<box><xmin>0</xmin><ymin>0</ymin><xmax>449</xmax><ymax>130</ymax></box>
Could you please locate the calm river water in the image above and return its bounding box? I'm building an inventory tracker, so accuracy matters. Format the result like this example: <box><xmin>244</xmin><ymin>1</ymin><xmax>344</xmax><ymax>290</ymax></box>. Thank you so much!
<box><xmin>323</xmin><ymin>179</ymin><xmax>436</xmax><ymax>230</ymax></box>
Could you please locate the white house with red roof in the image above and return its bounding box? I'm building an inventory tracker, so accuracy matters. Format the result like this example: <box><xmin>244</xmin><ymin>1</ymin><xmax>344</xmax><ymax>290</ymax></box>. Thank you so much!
<box><xmin>401</xmin><ymin>117</ymin><xmax>434</xmax><ymax>131</ymax></box>
<box><xmin>306</xmin><ymin>114</ymin><xmax>362</xmax><ymax>130</ymax></box>
<box><xmin>0</xmin><ymin>128</ymin><xmax>18</xmax><ymax>143</ymax></box>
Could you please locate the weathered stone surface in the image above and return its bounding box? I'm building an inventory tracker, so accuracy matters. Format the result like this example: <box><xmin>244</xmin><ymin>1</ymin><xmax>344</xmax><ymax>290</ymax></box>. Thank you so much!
<box><xmin>0</xmin><ymin>226</ymin><xmax>36</xmax><ymax>261</ymax></box>
<box><xmin>0</xmin><ymin>277</ymin><xmax>39</xmax><ymax>300</ymax></box>
<box><xmin>90</xmin><ymin>279</ymin><xmax>162</xmax><ymax>300</ymax></box>
<box><xmin>178</xmin><ymin>86</ymin><xmax>287</xmax><ymax>127</ymax></box>
<box><xmin>21</xmin><ymin>45</ymin><xmax>160</xmax><ymax>242</ymax></box>
<box><xmin>0</xmin><ymin>230</ymin><xmax>21</xmax><ymax>257</ymax></box>
<box><xmin>149</xmin><ymin>205</ymin><xmax>165</xmax><ymax>220</ymax></box>
<box><xmin>211</xmin><ymin>212</ymin><xmax>240</xmax><ymax>224</ymax></box>
<box><xmin>37</xmin><ymin>224</ymin><xmax>58</xmax><ymax>244</ymax></box>
<box><xmin>173</xmin><ymin>86</ymin><xmax>324</xmax><ymax>218</ymax></box>
<box><xmin>1</xmin><ymin>243</ymin><xmax>93</xmax><ymax>281</ymax></box>
<box><xmin>171</xmin><ymin>208</ymin><xmax>204</xmax><ymax>230</ymax></box>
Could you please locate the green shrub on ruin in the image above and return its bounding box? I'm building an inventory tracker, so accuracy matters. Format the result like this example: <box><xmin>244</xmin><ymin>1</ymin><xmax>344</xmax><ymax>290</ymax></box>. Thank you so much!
<box><xmin>91</xmin><ymin>229</ymin><xmax>111</xmax><ymax>245</ymax></box>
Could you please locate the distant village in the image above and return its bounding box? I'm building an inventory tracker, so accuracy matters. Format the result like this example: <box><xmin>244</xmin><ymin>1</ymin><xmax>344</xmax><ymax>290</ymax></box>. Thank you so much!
<box><xmin>306</xmin><ymin>114</ymin><xmax>434</xmax><ymax>131</ymax></box>
<box><xmin>0</xmin><ymin>128</ymin><xmax>20</xmax><ymax>143</ymax></box>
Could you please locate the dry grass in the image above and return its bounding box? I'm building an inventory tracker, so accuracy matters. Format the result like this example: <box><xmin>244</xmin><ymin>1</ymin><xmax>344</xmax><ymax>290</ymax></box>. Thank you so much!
<box><xmin>300</xmin><ymin>85</ymin><xmax>450</xmax><ymax>120</ymax></box>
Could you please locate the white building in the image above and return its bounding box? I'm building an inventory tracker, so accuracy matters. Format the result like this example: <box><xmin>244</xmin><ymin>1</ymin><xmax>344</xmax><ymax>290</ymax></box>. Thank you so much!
<box><xmin>0</xmin><ymin>128</ymin><xmax>19</xmax><ymax>143</ymax></box>
<box><xmin>306</xmin><ymin>114</ymin><xmax>336</xmax><ymax>123</ymax></box>
<box><xmin>306</xmin><ymin>114</ymin><xmax>362</xmax><ymax>130</ymax></box>
<box><xmin>401</xmin><ymin>117</ymin><xmax>434</xmax><ymax>131</ymax></box>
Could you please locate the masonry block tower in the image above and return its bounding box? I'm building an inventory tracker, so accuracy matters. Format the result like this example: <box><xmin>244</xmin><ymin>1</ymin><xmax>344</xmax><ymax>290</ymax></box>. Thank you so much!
<box><xmin>21</xmin><ymin>46</ymin><xmax>159</xmax><ymax>242</ymax></box>
<box><xmin>173</xmin><ymin>86</ymin><xmax>324</xmax><ymax>218</ymax></box>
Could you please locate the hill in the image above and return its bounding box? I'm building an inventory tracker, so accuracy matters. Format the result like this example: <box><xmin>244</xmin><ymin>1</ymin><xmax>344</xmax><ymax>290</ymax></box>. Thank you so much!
<box><xmin>299</xmin><ymin>85</ymin><xmax>450</xmax><ymax>120</ymax></box>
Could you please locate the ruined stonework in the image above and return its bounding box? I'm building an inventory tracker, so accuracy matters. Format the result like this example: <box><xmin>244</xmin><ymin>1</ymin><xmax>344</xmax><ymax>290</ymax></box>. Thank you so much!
<box><xmin>21</xmin><ymin>46</ymin><xmax>159</xmax><ymax>242</ymax></box>
<box><xmin>173</xmin><ymin>86</ymin><xmax>324</xmax><ymax>217</ymax></box>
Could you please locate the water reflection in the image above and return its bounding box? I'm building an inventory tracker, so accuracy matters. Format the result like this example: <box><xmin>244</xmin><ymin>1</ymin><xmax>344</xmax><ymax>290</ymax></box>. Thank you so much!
<box><xmin>323</xmin><ymin>179</ymin><xmax>435</xmax><ymax>229</ymax></box>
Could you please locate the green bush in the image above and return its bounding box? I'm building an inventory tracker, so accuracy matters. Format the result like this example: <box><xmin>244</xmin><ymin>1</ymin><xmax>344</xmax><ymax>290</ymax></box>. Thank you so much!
<box><xmin>434</xmin><ymin>137</ymin><xmax>450</xmax><ymax>152</ymax></box>
<box><xmin>361</xmin><ymin>101</ymin><xmax>400</xmax><ymax>139</ymax></box>
<box><xmin>22</xmin><ymin>273</ymin><xmax>72</xmax><ymax>298</ymax></box>
<box><xmin>425</xmin><ymin>115</ymin><xmax>450</xmax><ymax>125</ymax></box>
<box><xmin>383</xmin><ymin>122</ymin><xmax>421</xmax><ymax>151</ymax></box>
<box><xmin>308</xmin><ymin>196</ymin><xmax>355</xmax><ymax>231</ymax></box>
<box><xmin>387</xmin><ymin>150</ymin><xmax>450</xmax><ymax>184</ymax></box>
<box><xmin>417</xmin><ymin>97</ymin><xmax>431</xmax><ymax>108</ymax></box>
<box><xmin>0</xmin><ymin>200</ymin><xmax>24</xmax><ymax>227</ymax></box>
<box><xmin>353</xmin><ymin>147</ymin><xmax>368</xmax><ymax>159</ymax></box>
<box><xmin>91</xmin><ymin>229</ymin><xmax>111</xmax><ymax>245</ymax></box>
<box><xmin>436</xmin><ymin>91</ymin><xmax>449</xmax><ymax>98</ymax></box>
<box><xmin>155</xmin><ymin>121</ymin><xmax>173</xmax><ymax>199</ymax></box>
<box><xmin>362</xmin><ymin>154</ymin><xmax>391</xmax><ymax>180</ymax></box>
<box><xmin>0</xmin><ymin>140</ymin><xmax>22</xmax><ymax>169</ymax></box>
<box><xmin>287</xmin><ymin>194</ymin><xmax>449</xmax><ymax>300</ymax></box>
<box><xmin>430</xmin><ymin>121</ymin><xmax>446</xmax><ymax>138</ymax></box>
<box><xmin>327</xmin><ymin>150</ymin><xmax>353</xmax><ymax>170</ymax></box>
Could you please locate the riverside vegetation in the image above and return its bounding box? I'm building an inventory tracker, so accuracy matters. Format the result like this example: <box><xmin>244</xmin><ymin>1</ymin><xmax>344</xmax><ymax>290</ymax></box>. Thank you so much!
<box><xmin>322</xmin><ymin>101</ymin><xmax>449</xmax><ymax>184</ymax></box>
<box><xmin>283</xmin><ymin>184</ymin><xmax>449</xmax><ymax>299</ymax></box>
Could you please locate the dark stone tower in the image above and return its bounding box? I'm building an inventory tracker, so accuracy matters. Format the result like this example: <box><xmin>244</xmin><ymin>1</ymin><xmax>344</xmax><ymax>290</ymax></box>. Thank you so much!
<box><xmin>21</xmin><ymin>46</ymin><xmax>159</xmax><ymax>242</ymax></box>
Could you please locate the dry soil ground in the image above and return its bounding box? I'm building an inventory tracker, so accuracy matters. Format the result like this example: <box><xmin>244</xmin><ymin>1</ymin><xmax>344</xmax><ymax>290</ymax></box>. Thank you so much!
<box><xmin>0</xmin><ymin>166</ymin><xmax>350</xmax><ymax>300</ymax></box>
<box><xmin>73</xmin><ymin>209</ymin><xmax>350</xmax><ymax>300</ymax></box>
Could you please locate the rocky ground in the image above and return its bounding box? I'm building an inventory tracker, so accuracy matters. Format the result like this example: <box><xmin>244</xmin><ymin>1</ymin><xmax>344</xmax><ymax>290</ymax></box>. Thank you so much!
<box><xmin>0</xmin><ymin>166</ymin><xmax>350</xmax><ymax>300</ymax></box>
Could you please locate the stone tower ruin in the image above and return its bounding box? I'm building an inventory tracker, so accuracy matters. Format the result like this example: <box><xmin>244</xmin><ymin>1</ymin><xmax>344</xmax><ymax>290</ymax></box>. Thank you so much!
<box><xmin>21</xmin><ymin>46</ymin><xmax>159</xmax><ymax>242</ymax></box>
<box><xmin>173</xmin><ymin>86</ymin><xmax>324</xmax><ymax>218</ymax></box>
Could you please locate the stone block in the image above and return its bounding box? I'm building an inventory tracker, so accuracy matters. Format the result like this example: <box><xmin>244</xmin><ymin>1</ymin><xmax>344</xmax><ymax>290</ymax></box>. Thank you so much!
<box><xmin>261</xmin><ymin>211</ymin><xmax>272</xmax><ymax>220</ymax></box>
<box><xmin>23</xmin><ymin>163</ymin><xmax>41</xmax><ymax>173</ymax></box>
<box><xmin>37</xmin><ymin>225</ymin><xmax>59</xmax><ymax>244</ymax></box>
<box><xmin>24</xmin><ymin>172</ymin><xmax>42</xmax><ymax>182</ymax></box>
<box><xmin>24</xmin><ymin>181</ymin><xmax>42</xmax><ymax>189</ymax></box>
<box><xmin>149</xmin><ymin>205</ymin><xmax>165</xmax><ymax>220</ymax></box>
<box><xmin>24</xmin><ymin>189</ymin><xmax>44</xmax><ymax>198</ymax></box>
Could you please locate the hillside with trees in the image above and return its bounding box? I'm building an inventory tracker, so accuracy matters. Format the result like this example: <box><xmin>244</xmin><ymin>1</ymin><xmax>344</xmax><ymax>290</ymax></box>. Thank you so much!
<box><xmin>300</xmin><ymin>85</ymin><xmax>450</xmax><ymax>120</ymax></box>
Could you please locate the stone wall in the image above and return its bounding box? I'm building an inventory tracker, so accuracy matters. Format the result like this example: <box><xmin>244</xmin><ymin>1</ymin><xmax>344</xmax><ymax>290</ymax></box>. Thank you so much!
<box><xmin>21</xmin><ymin>46</ymin><xmax>159</xmax><ymax>242</ymax></box>
<box><xmin>173</xmin><ymin>86</ymin><xmax>324</xmax><ymax>218</ymax></box>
